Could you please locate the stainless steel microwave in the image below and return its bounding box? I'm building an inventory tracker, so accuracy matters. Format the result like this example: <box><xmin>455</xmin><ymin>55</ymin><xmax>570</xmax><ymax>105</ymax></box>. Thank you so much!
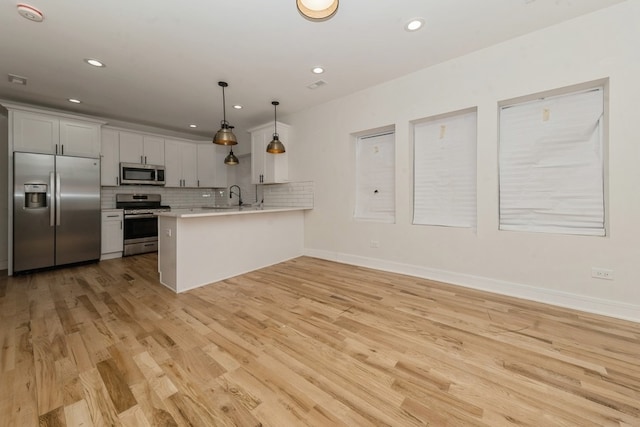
<box><xmin>120</xmin><ymin>162</ymin><xmax>165</xmax><ymax>186</ymax></box>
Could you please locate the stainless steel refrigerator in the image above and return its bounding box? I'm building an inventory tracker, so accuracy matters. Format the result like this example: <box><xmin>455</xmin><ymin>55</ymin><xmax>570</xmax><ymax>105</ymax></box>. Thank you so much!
<box><xmin>13</xmin><ymin>152</ymin><xmax>101</xmax><ymax>273</ymax></box>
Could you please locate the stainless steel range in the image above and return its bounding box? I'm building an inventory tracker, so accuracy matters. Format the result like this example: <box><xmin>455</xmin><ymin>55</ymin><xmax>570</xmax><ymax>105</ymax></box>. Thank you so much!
<box><xmin>116</xmin><ymin>194</ymin><xmax>170</xmax><ymax>256</ymax></box>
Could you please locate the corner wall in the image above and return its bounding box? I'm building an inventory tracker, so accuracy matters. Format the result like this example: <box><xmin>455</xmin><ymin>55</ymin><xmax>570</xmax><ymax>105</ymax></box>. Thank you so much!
<box><xmin>0</xmin><ymin>108</ymin><xmax>8</xmax><ymax>270</ymax></box>
<box><xmin>291</xmin><ymin>2</ymin><xmax>640</xmax><ymax>321</ymax></box>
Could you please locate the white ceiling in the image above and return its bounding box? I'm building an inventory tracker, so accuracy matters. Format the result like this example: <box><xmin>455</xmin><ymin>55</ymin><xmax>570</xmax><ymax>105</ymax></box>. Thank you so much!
<box><xmin>0</xmin><ymin>0</ymin><xmax>626</xmax><ymax>139</ymax></box>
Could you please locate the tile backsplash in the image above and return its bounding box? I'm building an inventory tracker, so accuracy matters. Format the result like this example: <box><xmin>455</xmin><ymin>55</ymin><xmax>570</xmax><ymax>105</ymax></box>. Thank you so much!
<box><xmin>100</xmin><ymin>181</ymin><xmax>314</xmax><ymax>210</ymax></box>
<box><xmin>101</xmin><ymin>187</ymin><xmax>227</xmax><ymax>209</ymax></box>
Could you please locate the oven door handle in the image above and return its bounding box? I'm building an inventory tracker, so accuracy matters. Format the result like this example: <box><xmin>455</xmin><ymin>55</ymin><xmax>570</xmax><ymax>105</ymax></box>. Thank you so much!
<box><xmin>125</xmin><ymin>214</ymin><xmax>157</xmax><ymax>219</ymax></box>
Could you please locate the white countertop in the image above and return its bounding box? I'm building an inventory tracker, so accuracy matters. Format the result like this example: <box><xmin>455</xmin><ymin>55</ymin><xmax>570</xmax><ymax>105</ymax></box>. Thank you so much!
<box><xmin>157</xmin><ymin>206</ymin><xmax>310</xmax><ymax>218</ymax></box>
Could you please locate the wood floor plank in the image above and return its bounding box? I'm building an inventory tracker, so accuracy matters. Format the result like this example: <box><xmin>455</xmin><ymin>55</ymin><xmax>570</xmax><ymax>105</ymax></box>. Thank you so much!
<box><xmin>1</xmin><ymin>254</ymin><xmax>639</xmax><ymax>426</ymax></box>
<box><xmin>96</xmin><ymin>358</ymin><xmax>137</xmax><ymax>414</ymax></box>
<box><xmin>63</xmin><ymin>399</ymin><xmax>94</xmax><ymax>427</ymax></box>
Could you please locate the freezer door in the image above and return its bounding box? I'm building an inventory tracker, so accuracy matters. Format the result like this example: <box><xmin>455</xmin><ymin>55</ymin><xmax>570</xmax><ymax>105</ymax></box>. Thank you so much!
<box><xmin>13</xmin><ymin>152</ymin><xmax>55</xmax><ymax>272</ymax></box>
<box><xmin>55</xmin><ymin>156</ymin><xmax>101</xmax><ymax>265</ymax></box>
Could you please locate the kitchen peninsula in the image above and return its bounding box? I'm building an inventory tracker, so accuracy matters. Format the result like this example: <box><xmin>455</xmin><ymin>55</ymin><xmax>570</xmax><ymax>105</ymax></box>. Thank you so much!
<box><xmin>157</xmin><ymin>207</ymin><xmax>309</xmax><ymax>292</ymax></box>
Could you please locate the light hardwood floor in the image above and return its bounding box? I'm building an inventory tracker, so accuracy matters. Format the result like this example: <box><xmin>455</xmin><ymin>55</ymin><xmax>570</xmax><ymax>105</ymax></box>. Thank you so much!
<box><xmin>0</xmin><ymin>254</ymin><xmax>638</xmax><ymax>426</ymax></box>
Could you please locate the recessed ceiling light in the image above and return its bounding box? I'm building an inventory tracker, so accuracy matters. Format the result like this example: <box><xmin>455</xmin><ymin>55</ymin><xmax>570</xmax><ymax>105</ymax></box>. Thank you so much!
<box><xmin>312</xmin><ymin>66</ymin><xmax>325</xmax><ymax>74</ymax></box>
<box><xmin>405</xmin><ymin>18</ymin><xmax>425</xmax><ymax>32</ymax></box>
<box><xmin>189</xmin><ymin>124</ymin><xmax>197</xmax><ymax>128</ymax></box>
<box><xmin>233</xmin><ymin>105</ymin><xmax>243</xmax><ymax>109</ymax></box>
<box><xmin>68</xmin><ymin>98</ymin><xmax>81</xmax><ymax>104</ymax></box>
<box><xmin>84</xmin><ymin>58</ymin><xmax>106</xmax><ymax>68</ymax></box>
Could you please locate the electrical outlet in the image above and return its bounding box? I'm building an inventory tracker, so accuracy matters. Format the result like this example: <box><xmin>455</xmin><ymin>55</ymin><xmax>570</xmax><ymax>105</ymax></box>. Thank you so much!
<box><xmin>591</xmin><ymin>267</ymin><xmax>614</xmax><ymax>280</ymax></box>
<box><xmin>370</xmin><ymin>240</ymin><xmax>379</xmax><ymax>248</ymax></box>
<box><xmin>165</xmin><ymin>229</ymin><xmax>172</xmax><ymax>237</ymax></box>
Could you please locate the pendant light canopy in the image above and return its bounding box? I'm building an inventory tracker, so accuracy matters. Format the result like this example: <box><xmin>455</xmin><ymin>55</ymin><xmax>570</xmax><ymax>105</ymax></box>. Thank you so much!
<box><xmin>213</xmin><ymin>81</ymin><xmax>237</xmax><ymax>146</ymax></box>
<box><xmin>224</xmin><ymin>149</ymin><xmax>239</xmax><ymax>165</ymax></box>
<box><xmin>297</xmin><ymin>0</ymin><xmax>338</xmax><ymax>22</ymax></box>
<box><xmin>266</xmin><ymin>101</ymin><xmax>285</xmax><ymax>154</ymax></box>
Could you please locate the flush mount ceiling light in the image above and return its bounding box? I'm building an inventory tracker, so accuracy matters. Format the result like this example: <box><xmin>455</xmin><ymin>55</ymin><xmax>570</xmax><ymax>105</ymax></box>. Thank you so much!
<box><xmin>266</xmin><ymin>101</ymin><xmax>285</xmax><ymax>154</ymax></box>
<box><xmin>189</xmin><ymin>124</ymin><xmax>197</xmax><ymax>128</ymax></box>
<box><xmin>405</xmin><ymin>18</ymin><xmax>425</xmax><ymax>32</ymax></box>
<box><xmin>17</xmin><ymin>3</ymin><xmax>44</xmax><ymax>22</ymax></box>
<box><xmin>67</xmin><ymin>98</ymin><xmax>81</xmax><ymax>104</ymax></box>
<box><xmin>212</xmin><ymin>81</ymin><xmax>237</xmax><ymax>146</ymax></box>
<box><xmin>311</xmin><ymin>66</ymin><xmax>325</xmax><ymax>74</ymax></box>
<box><xmin>297</xmin><ymin>0</ymin><xmax>338</xmax><ymax>22</ymax></box>
<box><xmin>233</xmin><ymin>105</ymin><xmax>243</xmax><ymax>109</ymax></box>
<box><xmin>84</xmin><ymin>58</ymin><xmax>106</xmax><ymax>68</ymax></box>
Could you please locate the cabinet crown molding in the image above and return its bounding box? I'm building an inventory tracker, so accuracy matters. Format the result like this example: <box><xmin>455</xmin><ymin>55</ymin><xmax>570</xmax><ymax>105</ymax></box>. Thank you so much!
<box><xmin>0</xmin><ymin>100</ymin><xmax>107</xmax><ymax>124</ymax></box>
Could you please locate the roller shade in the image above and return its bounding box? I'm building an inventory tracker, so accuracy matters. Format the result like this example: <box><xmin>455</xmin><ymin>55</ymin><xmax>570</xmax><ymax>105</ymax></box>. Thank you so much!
<box><xmin>413</xmin><ymin>111</ymin><xmax>477</xmax><ymax>227</ymax></box>
<box><xmin>499</xmin><ymin>88</ymin><xmax>604</xmax><ymax>236</ymax></box>
<box><xmin>355</xmin><ymin>132</ymin><xmax>395</xmax><ymax>222</ymax></box>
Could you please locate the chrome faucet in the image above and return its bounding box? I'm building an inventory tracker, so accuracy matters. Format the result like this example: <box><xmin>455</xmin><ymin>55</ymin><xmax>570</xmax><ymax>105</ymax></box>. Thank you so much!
<box><xmin>229</xmin><ymin>185</ymin><xmax>243</xmax><ymax>206</ymax></box>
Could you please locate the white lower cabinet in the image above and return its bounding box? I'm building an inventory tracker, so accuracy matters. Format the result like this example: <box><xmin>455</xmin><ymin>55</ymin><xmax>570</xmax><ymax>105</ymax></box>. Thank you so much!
<box><xmin>101</xmin><ymin>210</ymin><xmax>123</xmax><ymax>260</ymax></box>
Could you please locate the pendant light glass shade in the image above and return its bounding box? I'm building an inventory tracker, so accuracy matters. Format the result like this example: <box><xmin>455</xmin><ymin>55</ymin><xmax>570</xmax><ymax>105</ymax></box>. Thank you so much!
<box><xmin>266</xmin><ymin>101</ymin><xmax>285</xmax><ymax>154</ymax></box>
<box><xmin>213</xmin><ymin>81</ymin><xmax>237</xmax><ymax>146</ymax></box>
<box><xmin>297</xmin><ymin>0</ymin><xmax>338</xmax><ymax>21</ymax></box>
<box><xmin>224</xmin><ymin>149</ymin><xmax>239</xmax><ymax>165</ymax></box>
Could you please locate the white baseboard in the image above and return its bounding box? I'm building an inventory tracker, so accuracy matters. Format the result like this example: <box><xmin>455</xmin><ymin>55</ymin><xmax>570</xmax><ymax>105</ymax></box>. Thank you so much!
<box><xmin>303</xmin><ymin>248</ymin><xmax>640</xmax><ymax>324</ymax></box>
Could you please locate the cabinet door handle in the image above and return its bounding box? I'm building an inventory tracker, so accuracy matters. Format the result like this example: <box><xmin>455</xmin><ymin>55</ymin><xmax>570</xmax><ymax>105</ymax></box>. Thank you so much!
<box><xmin>144</xmin><ymin>156</ymin><xmax>147</xmax><ymax>164</ymax></box>
<box><xmin>120</xmin><ymin>221</ymin><xmax>122</xmax><ymax>230</ymax></box>
<box><xmin>61</xmin><ymin>144</ymin><xmax>64</xmax><ymax>155</ymax></box>
<box><xmin>106</xmin><ymin>214</ymin><xmax>119</xmax><ymax>218</ymax></box>
<box><xmin>55</xmin><ymin>144</ymin><xmax>58</xmax><ymax>155</ymax></box>
<box><xmin>197</xmin><ymin>180</ymin><xmax>200</xmax><ymax>187</ymax></box>
<box><xmin>140</xmin><ymin>155</ymin><xmax>144</xmax><ymax>163</ymax></box>
<box><xmin>116</xmin><ymin>176</ymin><xmax>119</xmax><ymax>186</ymax></box>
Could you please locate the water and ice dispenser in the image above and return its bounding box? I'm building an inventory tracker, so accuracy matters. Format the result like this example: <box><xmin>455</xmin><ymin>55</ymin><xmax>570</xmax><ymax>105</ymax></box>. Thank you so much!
<box><xmin>23</xmin><ymin>184</ymin><xmax>48</xmax><ymax>208</ymax></box>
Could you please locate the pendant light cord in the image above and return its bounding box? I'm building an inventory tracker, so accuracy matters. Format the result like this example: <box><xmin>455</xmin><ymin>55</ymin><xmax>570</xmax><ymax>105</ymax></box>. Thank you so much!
<box><xmin>273</xmin><ymin>101</ymin><xmax>279</xmax><ymax>135</ymax></box>
<box><xmin>222</xmin><ymin>85</ymin><xmax>227</xmax><ymax>124</ymax></box>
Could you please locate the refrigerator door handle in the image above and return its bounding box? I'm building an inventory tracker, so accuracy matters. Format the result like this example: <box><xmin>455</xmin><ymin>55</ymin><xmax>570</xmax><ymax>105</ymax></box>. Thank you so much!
<box><xmin>50</xmin><ymin>172</ymin><xmax>55</xmax><ymax>226</ymax></box>
<box><xmin>55</xmin><ymin>172</ymin><xmax>61</xmax><ymax>226</ymax></box>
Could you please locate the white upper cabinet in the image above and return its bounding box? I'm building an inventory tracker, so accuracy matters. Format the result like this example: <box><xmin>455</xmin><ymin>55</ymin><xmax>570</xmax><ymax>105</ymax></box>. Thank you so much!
<box><xmin>143</xmin><ymin>135</ymin><xmax>165</xmax><ymax>165</ymax></box>
<box><xmin>100</xmin><ymin>128</ymin><xmax>120</xmax><ymax>186</ymax></box>
<box><xmin>59</xmin><ymin>119</ymin><xmax>101</xmax><ymax>157</ymax></box>
<box><xmin>196</xmin><ymin>144</ymin><xmax>228</xmax><ymax>188</ymax></box>
<box><xmin>11</xmin><ymin>109</ymin><xmax>101</xmax><ymax>157</ymax></box>
<box><xmin>164</xmin><ymin>139</ymin><xmax>197</xmax><ymax>187</ymax></box>
<box><xmin>119</xmin><ymin>132</ymin><xmax>165</xmax><ymax>165</ymax></box>
<box><xmin>250</xmin><ymin>121</ymin><xmax>290</xmax><ymax>184</ymax></box>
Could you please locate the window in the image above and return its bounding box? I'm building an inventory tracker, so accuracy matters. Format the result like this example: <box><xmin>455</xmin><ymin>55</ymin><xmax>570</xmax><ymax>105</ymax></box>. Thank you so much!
<box><xmin>413</xmin><ymin>110</ymin><xmax>477</xmax><ymax>227</ymax></box>
<box><xmin>355</xmin><ymin>132</ymin><xmax>395</xmax><ymax>222</ymax></box>
<box><xmin>499</xmin><ymin>87</ymin><xmax>605</xmax><ymax>236</ymax></box>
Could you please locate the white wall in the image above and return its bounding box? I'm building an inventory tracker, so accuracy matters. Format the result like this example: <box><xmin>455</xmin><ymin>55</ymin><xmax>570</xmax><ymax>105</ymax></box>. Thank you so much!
<box><xmin>0</xmin><ymin>108</ymin><xmax>7</xmax><ymax>270</ymax></box>
<box><xmin>292</xmin><ymin>2</ymin><xmax>640</xmax><ymax>321</ymax></box>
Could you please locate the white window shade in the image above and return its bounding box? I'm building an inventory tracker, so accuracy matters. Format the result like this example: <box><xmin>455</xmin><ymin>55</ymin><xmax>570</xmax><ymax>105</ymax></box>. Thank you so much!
<box><xmin>413</xmin><ymin>111</ymin><xmax>477</xmax><ymax>227</ymax></box>
<box><xmin>355</xmin><ymin>132</ymin><xmax>395</xmax><ymax>222</ymax></box>
<box><xmin>499</xmin><ymin>88</ymin><xmax>604</xmax><ymax>236</ymax></box>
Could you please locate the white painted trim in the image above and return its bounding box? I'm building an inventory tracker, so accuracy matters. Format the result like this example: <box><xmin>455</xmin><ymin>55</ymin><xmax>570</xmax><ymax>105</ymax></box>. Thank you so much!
<box><xmin>303</xmin><ymin>248</ymin><xmax>640</xmax><ymax>323</ymax></box>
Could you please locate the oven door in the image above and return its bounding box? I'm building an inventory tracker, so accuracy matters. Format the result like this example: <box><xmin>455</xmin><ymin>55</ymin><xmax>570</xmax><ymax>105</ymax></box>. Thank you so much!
<box><xmin>123</xmin><ymin>214</ymin><xmax>158</xmax><ymax>244</ymax></box>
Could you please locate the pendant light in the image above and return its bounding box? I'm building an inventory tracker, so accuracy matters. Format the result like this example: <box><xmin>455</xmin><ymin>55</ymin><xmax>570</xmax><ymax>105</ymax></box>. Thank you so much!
<box><xmin>224</xmin><ymin>149</ymin><xmax>239</xmax><ymax>165</ymax></box>
<box><xmin>224</xmin><ymin>127</ymin><xmax>239</xmax><ymax>165</ymax></box>
<box><xmin>266</xmin><ymin>101</ymin><xmax>285</xmax><ymax>154</ymax></box>
<box><xmin>212</xmin><ymin>81</ymin><xmax>237</xmax><ymax>146</ymax></box>
<box><xmin>297</xmin><ymin>0</ymin><xmax>339</xmax><ymax>22</ymax></box>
